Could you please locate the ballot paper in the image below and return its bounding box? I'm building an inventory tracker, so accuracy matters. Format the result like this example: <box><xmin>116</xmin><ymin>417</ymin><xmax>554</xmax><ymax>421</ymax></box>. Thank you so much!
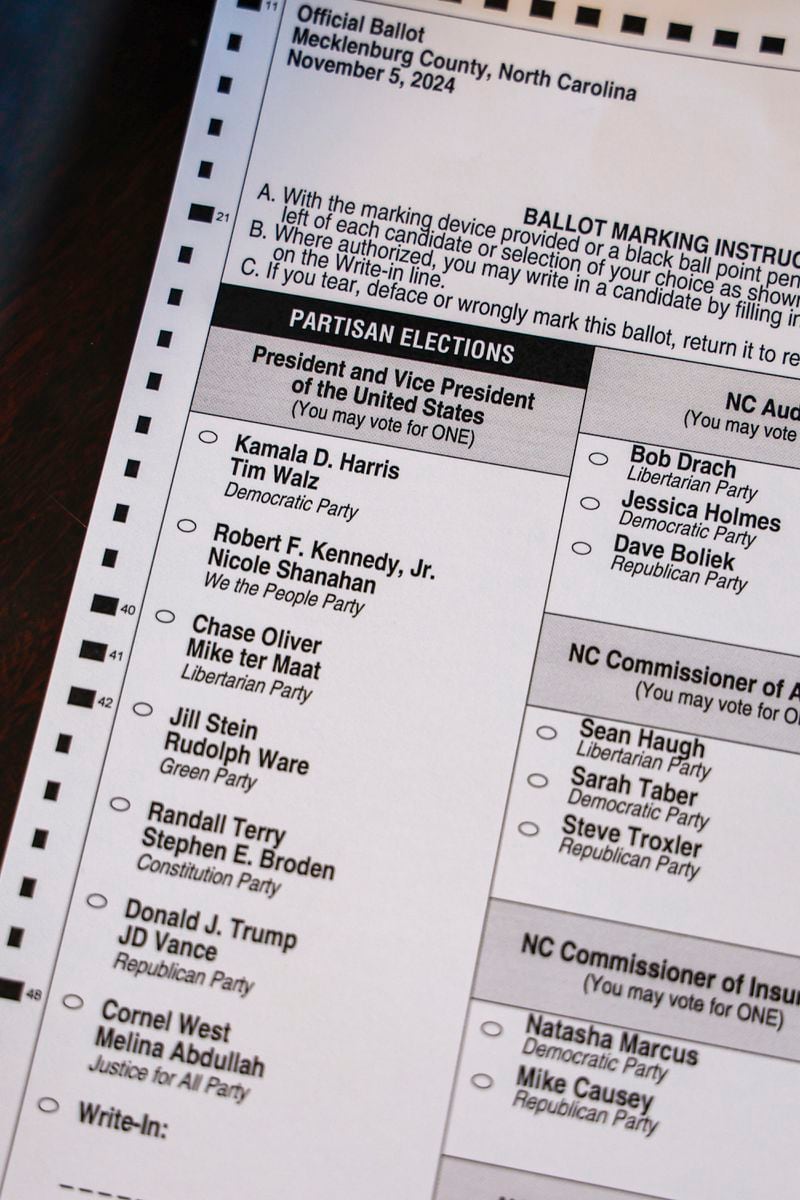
<box><xmin>2</xmin><ymin>1</ymin><xmax>800</xmax><ymax>1196</ymax></box>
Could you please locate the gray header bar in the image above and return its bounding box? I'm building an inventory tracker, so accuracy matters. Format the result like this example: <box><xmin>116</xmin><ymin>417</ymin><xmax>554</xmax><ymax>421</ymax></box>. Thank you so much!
<box><xmin>586</xmin><ymin>351</ymin><xmax>800</xmax><ymax>469</ymax></box>
<box><xmin>475</xmin><ymin>901</ymin><xmax>800</xmax><ymax>1060</ymax></box>
<box><xmin>531</xmin><ymin>613</ymin><xmax>800</xmax><ymax>754</ymax></box>
<box><xmin>193</xmin><ymin>328</ymin><xmax>583</xmax><ymax>474</ymax></box>
<box><xmin>437</xmin><ymin>1157</ymin><xmax>655</xmax><ymax>1200</ymax></box>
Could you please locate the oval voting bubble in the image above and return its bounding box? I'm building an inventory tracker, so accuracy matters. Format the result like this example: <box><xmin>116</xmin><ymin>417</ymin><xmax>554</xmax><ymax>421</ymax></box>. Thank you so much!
<box><xmin>86</xmin><ymin>893</ymin><xmax>108</xmax><ymax>909</ymax></box>
<box><xmin>62</xmin><ymin>994</ymin><xmax>84</xmax><ymax>1010</ymax></box>
<box><xmin>480</xmin><ymin>1021</ymin><xmax>504</xmax><ymax>1038</ymax></box>
<box><xmin>470</xmin><ymin>1074</ymin><xmax>494</xmax><ymax>1090</ymax></box>
<box><xmin>177</xmin><ymin>518</ymin><xmax>197</xmax><ymax>533</ymax></box>
<box><xmin>109</xmin><ymin>796</ymin><xmax>130</xmax><ymax>813</ymax></box>
<box><xmin>37</xmin><ymin>1097</ymin><xmax>59</xmax><ymax>1114</ymax></box>
<box><xmin>155</xmin><ymin>609</ymin><xmax>175</xmax><ymax>624</ymax></box>
<box><xmin>580</xmin><ymin>496</ymin><xmax>600</xmax><ymax>510</ymax></box>
<box><xmin>571</xmin><ymin>541</ymin><xmax>592</xmax><ymax>556</ymax></box>
<box><xmin>518</xmin><ymin>821</ymin><xmax>540</xmax><ymax>837</ymax></box>
<box><xmin>133</xmin><ymin>702</ymin><xmax>153</xmax><ymax>717</ymax></box>
<box><xmin>589</xmin><ymin>451</ymin><xmax>609</xmax><ymax>466</ymax></box>
<box><xmin>198</xmin><ymin>429</ymin><xmax>218</xmax><ymax>444</ymax></box>
<box><xmin>536</xmin><ymin>725</ymin><xmax>557</xmax><ymax>740</ymax></box>
<box><xmin>527</xmin><ymin>773</ymin><xmax>548</xmax><ymax>788</ymax></box>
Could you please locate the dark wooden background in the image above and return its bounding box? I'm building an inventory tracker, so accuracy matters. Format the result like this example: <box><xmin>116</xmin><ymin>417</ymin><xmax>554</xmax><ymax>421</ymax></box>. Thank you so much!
<box><xmin>0</xmin><ymin>1</ymin><xmax>214</xmax><ymax>857</ymax></box>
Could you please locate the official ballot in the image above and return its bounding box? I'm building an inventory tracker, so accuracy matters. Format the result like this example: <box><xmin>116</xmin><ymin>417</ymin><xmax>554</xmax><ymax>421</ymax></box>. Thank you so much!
<box><xmin>1</xmin><ymin>1</ymin><xmax>800</xmax><ymax>1197</ymax></box>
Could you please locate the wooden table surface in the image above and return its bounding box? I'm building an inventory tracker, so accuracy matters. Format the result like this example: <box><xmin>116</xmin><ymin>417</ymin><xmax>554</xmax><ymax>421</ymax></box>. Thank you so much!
<box><xmin>0</xmin><ymin>0</ymin><xmax>214</xmax><ymax>856</ymax></box>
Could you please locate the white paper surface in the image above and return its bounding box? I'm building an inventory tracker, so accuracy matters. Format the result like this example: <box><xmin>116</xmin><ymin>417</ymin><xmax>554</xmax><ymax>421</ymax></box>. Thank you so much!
<box><xmin>2</xmin><ymin>2</ymin><xmax>800</xmax><ymax>1197</ymax></box>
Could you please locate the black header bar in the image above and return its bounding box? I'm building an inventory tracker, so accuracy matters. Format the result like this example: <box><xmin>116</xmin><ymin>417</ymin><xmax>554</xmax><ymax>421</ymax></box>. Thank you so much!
<box><xmin>212</xmin><ymin>285</ymin><xmax>593</xmax><ymax>389</ymax></box>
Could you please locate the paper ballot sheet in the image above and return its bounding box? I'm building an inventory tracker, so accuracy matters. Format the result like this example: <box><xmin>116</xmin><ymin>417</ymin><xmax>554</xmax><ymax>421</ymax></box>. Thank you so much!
<box><xmin>2</xmin><ymin>1</ymin><xmax>800</xmax><ymax>1196</ymax></box>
